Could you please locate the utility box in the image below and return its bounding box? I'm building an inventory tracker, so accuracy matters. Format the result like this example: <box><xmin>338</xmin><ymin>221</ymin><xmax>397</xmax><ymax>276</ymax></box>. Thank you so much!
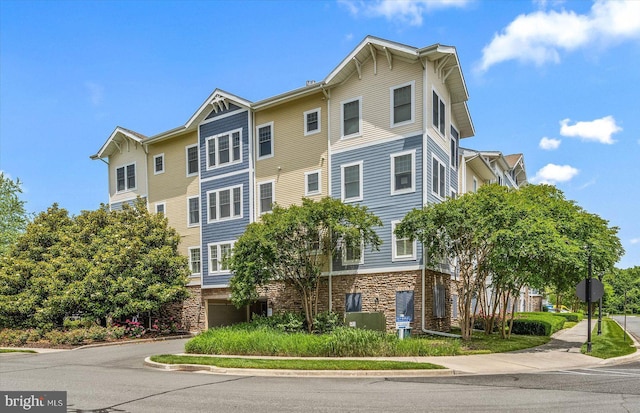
<box><xmin>344</xmin><ymin>312</ymin><xmax>386</xmax><ymax>332</ymax></box>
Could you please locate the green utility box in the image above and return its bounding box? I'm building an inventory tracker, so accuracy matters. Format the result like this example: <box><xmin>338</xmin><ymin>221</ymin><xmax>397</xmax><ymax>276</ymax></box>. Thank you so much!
<box><xmin>344</xmin><ymin>312</ymin><xmax>386</xmax><ymax>332</ymax></box>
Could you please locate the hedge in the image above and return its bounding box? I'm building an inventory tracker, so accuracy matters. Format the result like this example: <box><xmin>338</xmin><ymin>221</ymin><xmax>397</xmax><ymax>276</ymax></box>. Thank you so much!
<box><xmin>510</xmin><ymin>313</ymin><xmax>567</xmax><ymax>336</ymax></box>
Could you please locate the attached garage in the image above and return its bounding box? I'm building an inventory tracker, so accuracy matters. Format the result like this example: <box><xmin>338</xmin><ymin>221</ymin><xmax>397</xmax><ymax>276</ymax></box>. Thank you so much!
<box><xmin>207</xmin><ymin>300</ymin><xmax>248</xmax><ymax>328</ymax></box>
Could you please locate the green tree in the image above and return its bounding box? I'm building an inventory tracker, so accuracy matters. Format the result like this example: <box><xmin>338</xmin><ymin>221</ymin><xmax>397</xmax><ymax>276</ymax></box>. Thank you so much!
<box><xmin>229</xmin><ymin>197</ymin><xmax>382</xmax><ymax>332</ymax></box>
<box><xmin>0</xmin><ymin>173</ymin><xmax>30</xmax><ymax>255</ymax></box>
<box><xmin>603</xmin><ymin>267</ymin><xmax>640</xmax><ymax>314</ymax></box>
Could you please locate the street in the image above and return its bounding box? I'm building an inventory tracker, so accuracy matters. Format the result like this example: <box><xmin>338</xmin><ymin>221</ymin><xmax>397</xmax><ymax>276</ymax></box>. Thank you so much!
<box><xmin>1</xmin><ymin>317</ymin><xmax>639</xmax><ymax>413</ymax></box>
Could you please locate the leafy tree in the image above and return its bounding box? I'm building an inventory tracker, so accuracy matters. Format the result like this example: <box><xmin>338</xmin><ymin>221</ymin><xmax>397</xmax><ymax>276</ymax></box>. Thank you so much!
<box><xmin>0</xmin><ymin>199</ymin><xmax>190</xmax><ymax>329</ymax></box>
<box><xmin>0</xmin><ymin>173</ymin><xmax>30</xmax><ymax>255</ymax></box>
<box><xmin>603</xmin><ymin>267</ymin><xmax>640</xmax><ymax>314</ymax></box>
<box><xmin>229</xmin><ymin>197</ymin><xmax>382</xmax><ymax>332</ymax></box>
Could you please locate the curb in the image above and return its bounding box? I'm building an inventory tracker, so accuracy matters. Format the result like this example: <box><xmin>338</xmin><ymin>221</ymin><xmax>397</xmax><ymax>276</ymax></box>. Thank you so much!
<box><xmin>73</xmin><ymin>333</ymin><xmax>194</xmax><ymax>350</ymax></box>
<box><xmin>143</xmin><ymin>357</ymin><xmax>455</xmax><ymax>378</ymax></box>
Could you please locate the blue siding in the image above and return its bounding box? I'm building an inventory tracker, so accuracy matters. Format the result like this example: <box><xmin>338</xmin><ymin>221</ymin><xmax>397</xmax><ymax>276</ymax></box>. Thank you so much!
<box><xmin>331</xmin><ymin>135</ymin><xmax>424</xmax><ymax>272</ymax></box>
<box><xmin>110</xmin><ymin>197</ymin><xmax>146</xmax><ymax>211</ymax></box>
<box><xmin>426</xmin><ymin>135</ymin><xmax>450</xmax><ymax>205</ymax></box>
<box><xmin>199</xmin><ymin>110</ymin><xmax>250</xmax><ymax>181</ymax></box>
<box><xmin>205</xmin><ymin>103</ymin><xmax>242</xmax><ymax>120</ymax></box>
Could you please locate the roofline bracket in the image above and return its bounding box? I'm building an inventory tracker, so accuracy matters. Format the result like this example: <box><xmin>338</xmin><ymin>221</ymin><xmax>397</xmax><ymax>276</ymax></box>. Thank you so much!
<box><xmin>383</xmin><ymin>46</ymin><xmax>393</xmax><ymax>70</ymax></box>
<box><xmin>353</xmin><ymin>57</ymin><xmax>362</xmax><ymax>80</ymax></box>
<box><xmin>368</xmin><ymin>43</ymin><xmax>377</xmax><ymax>75</ymax></box>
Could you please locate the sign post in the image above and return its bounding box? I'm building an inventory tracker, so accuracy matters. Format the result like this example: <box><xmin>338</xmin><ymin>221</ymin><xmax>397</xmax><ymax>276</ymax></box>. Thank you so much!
<box><xmin>575</xmin><ymin>255</ymin><xmax>604</xmax><ymax>353</ymax></box>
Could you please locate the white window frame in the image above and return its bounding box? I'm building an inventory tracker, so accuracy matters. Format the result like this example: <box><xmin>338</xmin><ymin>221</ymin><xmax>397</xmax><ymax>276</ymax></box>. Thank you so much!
<box><xmin>153</xmin><ymin>153</ymin><xmax>165</xmax><ymax>175</ymax></box>
<box><xmin>258</xmin><ymin>180</ymin><xmax>275</xmax><ymax>215</ymax></box>
<box><xmin>256</xmin><ymin>121</ymin><xmax>274</xmax><ymax>160</ymax></box>
<box><xmin>208</xmin><ymin>241</ymin><xmax>234</xmax><ymax>274</ymax></box>
<box><xmin>392</xmin><ymin>221</ymin><xmax>416</xmax><ymax>262</ymax></box>
<box><xmin>188</xmin><ymin>246</ymin><xmax>201</xmax><ymax>275</ymax></box>
<box><xmin>432</xmin><ymin>89</ymin><xmax>447</xmax><ymax>138</ymax></box>
<box><xmin>207</xmin><ymin>185</ymin><xmax>243</xmax><ymax>223</ymax></box>
<box><xmin>185</xmin><ymin>144</ymin><xmax>199</xmax><ymax>177</ymax></box>
<box><xmin>450</xmin><ymin>126</ymin><xmax>459</xmax><ymax>169</ymax></box>
<box><xmin>390</xmin><ymin>150</ymin><xmax>416</xmax><ymax>195</ymax></box>
<box><xmin>342</xmin><ymin>237</ymin><xmax>364</xmax><ymax>266</ymax></box>
<box><xmin>340</xmin><ymin>97</ymin><xmax>362</xmax><ymax>139</ymax></box>
<box><xmin>390</xmin><ymin>81</ymin><xmax>415</xmax><ymax>127</ymax></box>
<box><xmin>187</xmin><ymin>195</ymin><xmax>200</xmax><ymax>227</ymax></box>
<box><xmin>472</xmin><ymin>177</ymin><xmax>478</xmax><ymax>193</ymax></box>
<box><xmin>431</xmin><ymin>155</ymin><xmax>447</xmax><ymax>200</ymax></box>
<box><xmin>304</xmin><ymin>169</ymin><xmax>322</xmax><ymax>196</ymax></box>
<box><xmin>115</xmin><ymin>162</ymin><xmax>136</xmax><ymax>193</ymax></box>
<box><xmin>341</xmin><ymin>161</ymin><xmax>363</xmax><ymax>203</ymax></box>
<box><xmin>155</xmin><ymin>202</ymin><xmax>166</xmax><ymax>215</ymax></box>
<box><xmin>205</xmin><ymin>128</ymin><xmax>242</xmax><ymax>170</ymax></box>
<box><xmin>303</xmin><ymin>108</ymin><xmax>321</xmax><ymax>136</ymax></box>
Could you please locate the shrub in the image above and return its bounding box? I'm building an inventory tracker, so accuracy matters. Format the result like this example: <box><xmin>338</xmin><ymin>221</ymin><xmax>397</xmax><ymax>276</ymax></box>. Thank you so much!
<box><xmin>322</xmin><ymin>327</ymin><xmax>387</xmax><ymax>357</ymax></box>
<box><xmin>44</xmin><ymin>330</ymin><xmax>68</xmax><ymax>345</ymax></box>
<box><xmin>66</xmin><ymin>329</ymin><xmax>87</xmax><ymax>345</ymax></box>
<box><xmin>87</xmin><ymin>326</ymin><xmax>108</xmax><ymax>341</ymax></box>
<box><xmin>552</xmin><ymin>312</ymin><xmax>583</xmax><ymax>322</ymax></box>
<box><xmin>108</xmin><ymin>326</ymin><xmax>126</xmax><ymax>339</ymax></box>
<box><xmin>0</xmin><ymin>329</ymin><xmax>27</xmax><ymax>346</ymax></box>
<box><xmin>313</xmin><ymin>311</ymin><xmax>343</xmax><ymax>334</ymax></box>
<box><xmin>510</xmin><ymin>313</ymin><xmax>566</xmax><ymax>336</ymax></box>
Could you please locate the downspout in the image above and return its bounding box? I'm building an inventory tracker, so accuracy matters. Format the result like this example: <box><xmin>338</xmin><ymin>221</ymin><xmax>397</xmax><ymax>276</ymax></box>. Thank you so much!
<box><xmin>420</xmin><ymin>57</ymin><xmax>460</xmax><ymax>339</ymax></box>
<box><xmin>326</xmin><ymin>85</ymin><xmax>332</xmax><ymax>312</ymax></box>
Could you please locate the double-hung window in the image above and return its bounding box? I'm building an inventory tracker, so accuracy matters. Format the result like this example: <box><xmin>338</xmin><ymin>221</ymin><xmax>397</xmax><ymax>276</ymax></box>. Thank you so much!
<box><xmin>206</xmin><ymin>130</ymin><xmax>242</xmax><ymax>169</ymax></box>
<box><xmin>391</xmin><ymin>151</ymin><xmax>415</xmax><ymax>194</ymax></box>
<box><xmin>186</xmin><ymin>145</ymin><xmax>199</xmax><ymax>176</ymax></box>
<box><xmin>116</xmin><ymin>163</ymin><xmax>136</xmax><ymax>192</ymax></box>
<box><xmin>432</xmin><ymin>91</ymin><xmax>446</xmax><ymax>136</ymax></box>
<box><xmin>304</xmin><ymin>108</ymin><xmax>321</xmax><ymax>136</ymax></box>
<box><xmin>209</xmin><ymin>242</ymin><xmax>233</xmax><ymax>273</ymax></box>
<box><xmin>432</xmin><ymin>156</ymin><xmax>446</xmax><ymax>199</ymax></box>
<box><xmin>208</xmin><ymin>185</ymin><xmax>242</xmax><ymax>222</ymax></box>
<box><xmin>345</xmin><ymin>293</ymin><xmax>362</xmax><ymax>313</ymax></box>
<box><xmin>392</xmin><ymin>221</ymin><xmax>416</xmax><ymax>261</ymax></box>
<box><xmin>341</xmin><ymin>161</ymin><xmax>363</xmax><ymax>202</ymax></box>
<box><xmin>155</xmin><ymin>202</ymin><xmax>166</xmax><ymax>215</ymax></box>
<box><xmin>305</xmin><ymin>170</ymin><xmax>321</xmax><ymax>196</ymax></box>
<box><xmin>154</xmin><ymin>154</ymin><xmax>165</xmax><ymax>175</ymax></box>
<box><xmin>258</xmin><ymin>181</ymin><xmax>274</xmax><ymax>214</ymax></box>
<box><xmin>257</xmin><ymin>122</ymin><xmax>274</xmax><ymax>159</ymax></box>
<box><xmin>341</xmin><ymin>97</ymin><xmax>361</xmax><ymax>138</ymax></box>
<box><xmin>342</xmin><ymin>237</ymin><xmax>364</xmax><ymax>265</ymax></box>
<box><xmin>391</xmin><ymin>82</ymin><xmax>414</xmax><ymax>126</ymax></box>
<box><xmin>187</xmin><ymin>196</ymin><xmax>200</xmax><ymax>226</ymax></box>
<box><xmin>450</xmin><ymin>126</ymin><xmax>459</xmax><ymax>169</ymax></box>
<box><xmin>188</xmin><ymin>247</ymin><xmax>201</xmax><ymax>275</ymax></box>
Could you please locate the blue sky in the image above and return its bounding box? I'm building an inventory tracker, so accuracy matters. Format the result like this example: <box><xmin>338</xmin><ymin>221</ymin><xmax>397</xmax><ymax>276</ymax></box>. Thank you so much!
<box><xmin>1</xmin><ymin>0</ymin><xmax>638</xmax><ymax>268</ymax></box>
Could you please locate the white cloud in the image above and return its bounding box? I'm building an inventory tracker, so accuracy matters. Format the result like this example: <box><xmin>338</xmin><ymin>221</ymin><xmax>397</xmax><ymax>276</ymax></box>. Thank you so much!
<box><xmin>539</xmin><ymin>137</ymin><xmax>561</xmax><ymax>150</ymax></box>
<box><xmin>85</xmin><ymin>81</ymin><xmax>104</xmax><ymax>106</ymax></box>
<box><xmin>630</xmin><ymin>238</ymin><xmax>640</xmax><ymax>245</ymax></box>
<box><xmin>559</xmin><ymin>116</ymin><xmax>621</xmax><ymax>144</ymax></box>
<box><xmin>478</xmin><ymin>0</ymin><xmax>640</xmax><ymax>71</ymax></box>
<box><xmin>530</xmin><ymin>163</ymin><xmax>579</xmax><ymax>184</ymax></box>
<box><xmin>339</xmin><ymin>0</ymin><xmax>472</xmax><ymax>26</ymax></box>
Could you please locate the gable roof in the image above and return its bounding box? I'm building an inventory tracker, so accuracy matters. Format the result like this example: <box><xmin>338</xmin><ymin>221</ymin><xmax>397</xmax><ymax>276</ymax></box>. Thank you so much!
<box><xmin>90</xmin><ymin>126</ymin><xmax>148</xmax><ymax>160</ymax></box>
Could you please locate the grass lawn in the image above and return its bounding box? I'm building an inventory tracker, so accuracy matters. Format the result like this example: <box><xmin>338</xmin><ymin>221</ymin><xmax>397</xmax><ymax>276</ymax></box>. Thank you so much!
<box><xmin>582</xmin><ymin>318</ymin><xmax>637</xmax><ymax>359</ymax></box>
<box><xmin>150</xmin><ymin>354</ymin><xmax>445</xmax><ymax>370</ymax></box>
<box><xmin>0</xmin><ymin>348</ymin><xmax>36</xmax><ymax>354</ymax></box>
<box><xmin>457</xmin><ymin>331</ymin><xmax>550</xmax><ymax>354</ymax></box>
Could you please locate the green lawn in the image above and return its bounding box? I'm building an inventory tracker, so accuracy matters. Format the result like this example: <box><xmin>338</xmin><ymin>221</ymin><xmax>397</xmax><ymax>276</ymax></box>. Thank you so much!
<box><xmin>0</xmin><ymin>348</ymin><xmax>36</xmax><ymax>354</ymax></box>
<box><xmin>582</xmin><ymin>318</ymin><xmax>636</xmax><ymax>359</ymax></box>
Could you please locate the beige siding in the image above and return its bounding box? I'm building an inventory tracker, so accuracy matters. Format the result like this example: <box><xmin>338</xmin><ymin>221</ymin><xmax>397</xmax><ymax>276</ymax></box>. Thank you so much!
<box><xmin>146</xmin><ymin>131</ymin><xmax>200</xmax><ymax>257</ymax></box>
<box><xmin>108</xmin><ymin>141</ymin><xmax>147</xmax><ymax>204</ymax></box>
<box><xmin>254</xmin><ymin>92</ymin><xmax>328</xmax><ymax>212</ymax></box>
<box><xmin>426</xmin><ymin>60</ymin><xmax>454</xmax><ymax>155</ymax></box>
<box><xmin>329</xmin><ymin>54</ymin><xmax>424</xmax><ymax>152</ymax></box>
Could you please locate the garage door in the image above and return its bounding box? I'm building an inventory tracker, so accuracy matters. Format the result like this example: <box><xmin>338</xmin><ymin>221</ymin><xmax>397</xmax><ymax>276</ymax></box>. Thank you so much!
<box><xmin>207</xmin><ymin>301</ymin><xmax>247</xmax><ymax>328</ymax></box>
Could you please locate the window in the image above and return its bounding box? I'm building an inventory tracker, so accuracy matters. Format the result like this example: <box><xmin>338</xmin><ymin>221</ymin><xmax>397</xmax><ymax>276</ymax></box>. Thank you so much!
<box><xmin>258</xmin><ymin>181</ymin><xmax>274</xmax><ymax>214</ymax></box>
<box><xmin>450</xmin><ymin>126</ymin><xmax>459</xmax><ymax>169</ymax></box>
<box><xmin>341</xmin><ymin>97</ymin><xmax>361</xmax><ymax>138</ymax></box>
<box><xmin>187</xmin><ymin>196</ymin><xmax>200</xmax><ymax>226</ymax></box>
<box><xmin>342</xmin><ymin>237</ymin><xmax>364</xmax><ymax>265</ymax></box>
<box><xmin>396</xmin><ymin>291</ymin><xmax>414</xmax><ymax>321</ymax></box>
<box><xmin>209</xmin><ymin>242</ymin><xmax>234</xmax><ymax>274</ymax></box>
<box><xmin>154</xmin><ymin>154</ymin><xmax>165</xmax><ymax>174</ymax></box>
<box><xmin>186</xmin><ymin>145</ymin><xmax>199</xmax><ymax>176</ymax></box>
<box><xmin>432</xmin><ymin>91</ymin><xmax>446</xmax><ymax>136</ymax></box>
<box><xmin>472</xmin><ymin>177</ymin><xmax>478</xmax><ymax>193</ymax></box>
<box><xmin>206</xmin><ymin>130</ymin><xmax>242</xmax><ymax>169</ymax></box>
<box><xmin>391</xmin><ymin>151</ymin><xmax>415</xmax><ymax>194</ymax></box>
<box><xmin>391</xmin><ymin>82</ymin><xmax>414</xmax><ymax>126</ymax></box>
<box><xmin>432</xmin><ymin>156</ymin><xmax>446</xmax><ymax>199</ymax></box>
<box><xmin>345</xmin><ymin>293</ymin><xmax>362</xmax><ymax>313</ymax></box>
<box><xmin>188</xmin><ymin>247</ymin><xmax>201</xmax><ymax>275</ymax></box>
<box><xmin>257</xmin><ymin>122</ymin><xmax>274</xmax><ymax>159</ymax></box>
<box><xmin>304</xmin><ymin>108</ymin><xmax>321</xmax><ymax>136</ymax></box>
<box><xmin>305</xmin><ymin>170</ymin><xmax>321</xmax><ymax>196</ymax></box>
<box><xmin>392</xmin><ymin>221</ymin><xmax>416</xmax><ymax>261</ymax></box>
<box><xmin>116</xmin><ymin>163</ymin><xmax>136</xmax><ymax>192</ymax></box>
<box><xmin>434</xmin><ymin>283</ymin><xmax>447</xmax><ymax>318</ymax></box>
<box><xmin>341</xmin><ymin>161</ymin><xmax>363</xmax><ymax>202</ymax></box>
<box><xmin>155</xmin><ymin>202</ymin><xmax>165</xmax><ymax>215</ymax></box>
<box><xmin>208</xmin><ymin>186</ymin><xmax>242</xmax><ymax>222</ymax></box>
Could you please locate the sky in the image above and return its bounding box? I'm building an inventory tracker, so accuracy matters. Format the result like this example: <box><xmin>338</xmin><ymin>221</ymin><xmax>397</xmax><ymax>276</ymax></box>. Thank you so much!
<box><xmin>1</xmin><ymin>0</ymin><xmax>638</xmax><ymax>268</ymax></box>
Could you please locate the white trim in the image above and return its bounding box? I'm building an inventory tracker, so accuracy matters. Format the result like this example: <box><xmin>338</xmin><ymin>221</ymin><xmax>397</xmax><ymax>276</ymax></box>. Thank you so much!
<box><xmin>256</xmin><ymin>121</ymin><xmax>274</xmax><ymax>160</ymax></box>
<box><xmin>304</xmin><ymin>169</ymin><xmax>322</xmax><ymax>196</ymax></box>
<box><xmin>390</xmin><ymin>80</ymin><xmax>415</xmax><ymax>128</ymax></box>
<box><xmin>153</xmin><ymin>153</ymin><xmax>165</xmax><ymax>175</ymax></box>
<box><xmin>390</xmin><ymin>149</ymin><xmax>416</xmax><ymax>195</ymax></box>
<box><xmin>154</xmin><ymin>201</ymin><xmax>166</xmax><ymax>215</ymax></box>
<box><xmin>391</xmin><ymin>221</ymin><xmax>417</xmax><ymax>262</ymax></box>
<box><xmin>257</xmin><ymin>180</ymin><xmax>275</xmax><ymax>215</ymax></box>
<box><xmin>303</xmin><ymin>107</ymin><xmax>321</xmax><ymax>137</ymax></box>
<box><xmin>186</xmin><ymin>195</ymin><xmax>200</xmax><ymax>227</ymax></box>
<box><xmin>341</xmin><ymin>238</ymin><xmax>364</xmax><ymax>266</ymax></box>
<box><xmin>208</xmin><ymin>241</ymin><xmax>235</xmax><ymax>275</ymax></box>
<box><xmin>114</xmin><ymin>162</ymin><xmax>137</xmax><ymax>193</ymax></box>
<box><xmin>205</xmin><ymin>128</ymin><xmax>243</xmax><ymax>170</ymax></box>
<box><xmin>340</xmin><ymin>96</ymin><xmax>362</xmax><ymax>139</ymax></box>
<box><xmin>340</xmin><ymin>160</ymin><xmax>363</xmax><ymax>202</ymax></box>
<box><xmin>188</xmin><ymin>246</ymin><xmax>202</xmax><ymax>276</ymax></box>
<box><xmin>200</xmin><ymin>168</ymin><xmax>250</xmax><ymax>184</ymax></box>
<box><xmin>331</xmin><ymin>130</ymin><xmax>422</xmax><ymax>155</ymax></box>
<box><xmin>431</xmin><ymin>154</ymin><xmax>447</xmax><ymax>200</ymax></box>
<box><xmin>185</xmin><ymin>144</ymin><xmax>199</xmax><ymax>177</ymax></box>
<box><xmin>326</xmin><ymin>265</ymin><xmax>423</xmax><ymax>277</ymax></box>
<box><xmin>472</xmin><ymin>176</ymin><xmax>478</xmax><ymax>193</ymax></box>
<box><xmin>206</xmin><ymin>184</ymin><xmax>243</xmax><ymax>223</ymax></box>
<box><xmin>199</xmin><ymin>108</ymin><xmax>249</xmax><ymax>125</ymax></box>
<box><xmin>431</xmin><ymin>88</ymin><xmax>447</xmax><ymax>140</ymax></box>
